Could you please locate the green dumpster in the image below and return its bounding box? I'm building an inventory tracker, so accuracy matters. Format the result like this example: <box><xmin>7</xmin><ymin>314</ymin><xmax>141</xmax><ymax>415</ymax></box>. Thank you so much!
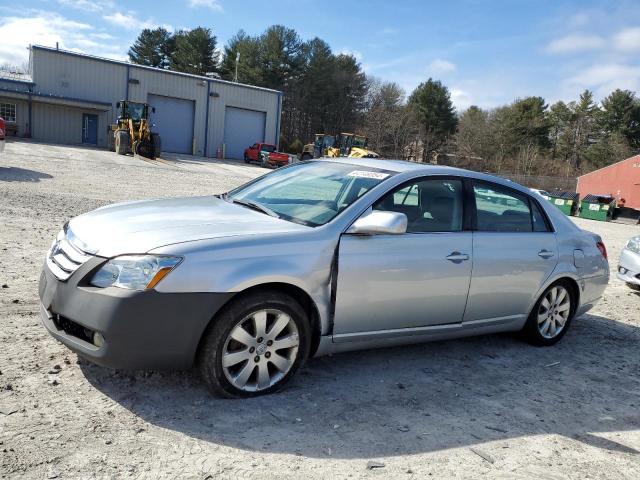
<box><xmin>578</xmin><ymin>194</ymin><xmax>616</xmax><ymax>221</ymax></box>
<box><xmin>547</xmin><ymin>191</ymin><xmax>579</xmax><ymax>216</ymax></box>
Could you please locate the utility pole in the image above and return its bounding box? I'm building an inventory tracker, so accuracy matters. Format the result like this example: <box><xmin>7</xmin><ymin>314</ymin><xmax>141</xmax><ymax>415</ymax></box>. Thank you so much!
<box><xmin>234</xmin><ymin>51</ymin><xmax>240</xmax><ymax>83</ymax></box>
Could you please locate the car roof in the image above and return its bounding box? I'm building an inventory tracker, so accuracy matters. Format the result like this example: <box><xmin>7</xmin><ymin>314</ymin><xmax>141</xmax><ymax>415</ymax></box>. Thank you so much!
<box><xmin>314</xmin><ymin>157</ymin><xmax>530</xmax><ymax>194</ymax></box>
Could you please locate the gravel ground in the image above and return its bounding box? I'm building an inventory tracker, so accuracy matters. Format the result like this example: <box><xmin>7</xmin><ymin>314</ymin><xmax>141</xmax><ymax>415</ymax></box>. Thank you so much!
<box><xmin>1</xmin><ymin>140</ymin><xmax>639</xmax><ymax>479</ymax></box>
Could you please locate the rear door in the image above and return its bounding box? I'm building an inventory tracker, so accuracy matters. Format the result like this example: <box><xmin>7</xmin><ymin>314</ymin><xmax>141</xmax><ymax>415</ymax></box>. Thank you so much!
<box><xmin>333</xmin><ymin>177</ymin><xmax>473</xmax><ymax>336</ymax></box>
<box><xmin>463</xmin><ymin>181</ymin><xmax>558</xmax><ymax>323</ymax></box>
<box><xmin>82</xmin><ymin>114</ymin><xmax>98</xmax><ymax>145</ymax></box>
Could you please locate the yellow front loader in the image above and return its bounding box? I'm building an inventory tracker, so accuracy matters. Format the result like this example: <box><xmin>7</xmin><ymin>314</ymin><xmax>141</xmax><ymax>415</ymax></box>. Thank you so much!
<box><xmin>108</xmin><ymin>100</ymin><xmax>161</xmax><ymax>159</ymax></box>
<box><xmin>299</xmin><ymin>133</ymin><xmax>379</xmax><ymax>160</ymax></box>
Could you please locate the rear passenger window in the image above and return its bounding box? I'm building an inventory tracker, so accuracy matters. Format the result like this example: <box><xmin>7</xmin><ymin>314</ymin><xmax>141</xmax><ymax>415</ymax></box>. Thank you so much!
<box><xmin>531</xmin><ymin>201</ymin><xmax>551</xmax><ymax>232</ymax></box>
<box><xmin>473</xmin><ymin>183</ymin><xmax>533</xmax><ymax>232</ymax></box>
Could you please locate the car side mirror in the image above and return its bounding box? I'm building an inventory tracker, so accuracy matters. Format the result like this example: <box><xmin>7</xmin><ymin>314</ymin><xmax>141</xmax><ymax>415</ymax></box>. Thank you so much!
<box><xmin>346</xmin><ymin>210</ymin><xmax>407</xmax><ymax>235</ymax></box>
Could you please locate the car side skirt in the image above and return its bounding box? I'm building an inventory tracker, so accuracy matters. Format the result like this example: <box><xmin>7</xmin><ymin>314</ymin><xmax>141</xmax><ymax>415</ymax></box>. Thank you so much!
<box><xmin>314</xmin><ymin>314</ymin><xmax>526</xmax><ymax>356</ymax></box>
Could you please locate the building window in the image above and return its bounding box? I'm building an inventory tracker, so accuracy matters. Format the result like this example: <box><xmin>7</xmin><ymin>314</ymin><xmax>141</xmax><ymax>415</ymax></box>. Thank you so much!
<box><xmin>0</xmin><ymin>103</ymin><xmax>16</xmax><ymax>123</ymax></box>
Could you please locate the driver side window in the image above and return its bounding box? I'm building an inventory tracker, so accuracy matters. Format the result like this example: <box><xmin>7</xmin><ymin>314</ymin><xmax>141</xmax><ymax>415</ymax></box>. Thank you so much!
<box><xmin>373</xmin><ymin>178</ymin><xmax>464</xmax><ymax>233</ymax></box>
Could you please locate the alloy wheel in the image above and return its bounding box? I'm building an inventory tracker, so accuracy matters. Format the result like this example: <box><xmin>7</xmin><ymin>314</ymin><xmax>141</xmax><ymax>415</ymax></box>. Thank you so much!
<box><xmin>222</xmin><ymin>309</ymin><xmax>299</xmax><ymax>392</ymax></box>
<box><xmin>537</xmin><ymin>285</ymin><xmax>571</xmax><ymax>339</ymax></box>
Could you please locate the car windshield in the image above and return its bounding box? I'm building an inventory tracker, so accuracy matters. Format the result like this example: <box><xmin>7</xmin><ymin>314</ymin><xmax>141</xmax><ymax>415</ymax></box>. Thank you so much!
<box><xmin>226</xmin><ymin>161</ymin><xmax>395</xmax><ymax>226</ymax></box>
<box><xmin>260</xmin><ymin>144</ymin><xmax>276</xmax><ymax>152</ymax></box>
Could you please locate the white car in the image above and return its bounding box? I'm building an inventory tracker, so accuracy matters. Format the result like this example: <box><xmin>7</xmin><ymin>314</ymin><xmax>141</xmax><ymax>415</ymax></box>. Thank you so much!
<box><xmin>530</xmin><ymin>188</ymin><xmax>550</xmax><ymax>200</ymax></box>
<box><xmin>618</xmin><ymin>235</ymin><xmax>640</xmax><ymax>291</ymax></box>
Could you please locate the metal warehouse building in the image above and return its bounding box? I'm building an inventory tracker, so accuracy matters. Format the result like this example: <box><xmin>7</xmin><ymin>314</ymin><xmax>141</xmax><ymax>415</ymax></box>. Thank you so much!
<box><xmin>0</xmin><ymin>45</ymin><xmax>282</xmax><ymax>159</ymax></box>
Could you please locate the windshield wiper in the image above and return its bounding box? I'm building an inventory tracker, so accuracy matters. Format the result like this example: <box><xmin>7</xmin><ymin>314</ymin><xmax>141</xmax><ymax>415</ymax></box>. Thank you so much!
<box><xmin>230</xmin><ymin>198</ymin><xmax>280</xmax><ymax>218</ymax></box>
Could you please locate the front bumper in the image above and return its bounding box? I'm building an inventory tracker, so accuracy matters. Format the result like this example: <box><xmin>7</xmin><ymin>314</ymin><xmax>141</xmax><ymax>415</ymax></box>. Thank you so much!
<box><xmin>617</xmin><ymin>248</ymin><xmax>640</xmax><ymax>287</ymax></box>
<box><xmin>38</xmin><ymin>258</ymin><xmax>233</xmax><ymax>369</ymax></box>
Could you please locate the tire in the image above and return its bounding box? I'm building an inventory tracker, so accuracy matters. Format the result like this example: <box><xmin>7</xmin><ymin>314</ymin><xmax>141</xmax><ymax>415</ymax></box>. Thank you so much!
<box><xmin>198</xmin><ymin>290</ymin><xmax>311</xmax><ymax>398</ymax></box>
<box><xmin>244</xmin><ymin>154</ymin><xmax>250</xmax><ymax>164</ymax></box>
<box><xmin>627</xmin><ymin>283</ymin><xmax>640</xmax><ymax>291</ymax></box>
<box><xmin>522</xmin><ymin>281</ymin><xmax>576</xmax><ymax>346</ymax></box>
<box><xmin>107</xmin><ymin>130</ymin><xmax>116</xmax><ymax>152</ymax></box>
<box><xmin>115</xmin><ymin>130</ymin><xmax>129</xmax><ymax>155</ymax></box>
<box><xmin>151</xmin><ymin>133</ymin><xmax>161</xmax><ymax>158</ymax></box>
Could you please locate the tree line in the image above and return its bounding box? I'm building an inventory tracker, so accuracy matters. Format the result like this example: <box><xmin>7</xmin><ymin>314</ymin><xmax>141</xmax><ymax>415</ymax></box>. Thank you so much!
<box><xmin>128</xmin><ymin>25</ymin><xmax>640</xmax><ymax>176</ymax></box>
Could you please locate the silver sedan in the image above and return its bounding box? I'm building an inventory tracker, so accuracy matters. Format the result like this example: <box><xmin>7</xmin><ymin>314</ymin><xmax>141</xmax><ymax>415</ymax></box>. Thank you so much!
<box><xmin>39</xmin><ymin>158</ymin><xmax>609</xmax><ymax>397</ymax></box>
<box><xmin>617</xmin><ymin>235</ymin><xmax>640</xmax><ymax>291</ymax></box>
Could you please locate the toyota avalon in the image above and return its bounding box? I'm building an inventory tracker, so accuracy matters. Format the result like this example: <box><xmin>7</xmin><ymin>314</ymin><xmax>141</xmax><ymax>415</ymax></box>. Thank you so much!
<box><xmin>39</xmin><ymin>158</ymin><xmax>609</xmax><ymax>397</ymax></box>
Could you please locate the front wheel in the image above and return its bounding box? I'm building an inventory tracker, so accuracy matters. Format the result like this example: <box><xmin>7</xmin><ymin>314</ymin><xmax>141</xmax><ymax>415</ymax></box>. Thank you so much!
<box><xmin>198</xmin><ymin>291</ymin><xmax>311</xmax><ymax>397</ymax></box>
<box><xmin>522</xmin><ymin>282</ymin><xmax>575</xmax><ymax>346</ymax></box>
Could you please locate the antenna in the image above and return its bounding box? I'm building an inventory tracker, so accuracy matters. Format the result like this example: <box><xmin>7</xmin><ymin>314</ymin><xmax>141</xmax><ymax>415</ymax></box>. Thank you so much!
<box><xmin>234</xmin><ymin>51</ymin><xmax>240</xmax><ymax>83</ymax></box>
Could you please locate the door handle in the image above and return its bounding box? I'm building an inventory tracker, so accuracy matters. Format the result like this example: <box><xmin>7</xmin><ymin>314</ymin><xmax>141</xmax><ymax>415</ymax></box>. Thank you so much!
<box><xmin>538</xmin><ymin>249</ymin><xmax>555</xmax><ymax>259</ymax></box>
<box><xmin>446</xmin><ymin>252</ymin><xmax>469</xmax><ymax>262</ymax></box>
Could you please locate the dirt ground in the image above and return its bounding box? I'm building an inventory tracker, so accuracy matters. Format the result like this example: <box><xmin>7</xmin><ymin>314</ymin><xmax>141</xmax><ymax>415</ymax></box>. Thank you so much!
<box><xmin>1</xmin><ymin>140</ymin><xmax>639</xmax><ymax>479</ymax></box>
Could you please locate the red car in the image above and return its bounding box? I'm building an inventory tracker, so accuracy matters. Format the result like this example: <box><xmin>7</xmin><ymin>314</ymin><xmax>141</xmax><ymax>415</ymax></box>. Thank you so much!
<box><xmin>243</xmin><ymin>142</ymin><xmax>290</xmax><ymax>167</ymax></box>
<box><xmin>0</xmin><ymin>117</ymin><xmax>5</xmax><ymax>153</ymax></box>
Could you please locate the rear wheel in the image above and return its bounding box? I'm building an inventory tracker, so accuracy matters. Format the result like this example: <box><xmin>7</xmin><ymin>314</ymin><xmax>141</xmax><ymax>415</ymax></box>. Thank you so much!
<box><xmin>114</xmin><ymin>130</ymin><xmax>129</xmax><ymax>155</ymax></box>
<box><xmin>244</xmin><ymin>154</ymin><xmax>250</xmax><ymax>163</ymax></box>
<box><xmin>523</xmin><ymin>282</ymin><xmax>575</xmax><ymax>346</ymax></box>
<box><xmin>198</xmin><ymin>291</ymin><xmax>311</xmax><ymax>398</ymax></box>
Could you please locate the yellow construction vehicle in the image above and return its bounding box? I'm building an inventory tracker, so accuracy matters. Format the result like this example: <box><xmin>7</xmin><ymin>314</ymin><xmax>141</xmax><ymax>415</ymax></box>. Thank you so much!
<box><xmin>299</xmin><ymin>133</ymin><xmax>379</xmax><ymax>160</ymax></box>
<box><xmin>108</xmin><ymin>100</ymin><xmax>161</xmax><ymax>159</ymax></box>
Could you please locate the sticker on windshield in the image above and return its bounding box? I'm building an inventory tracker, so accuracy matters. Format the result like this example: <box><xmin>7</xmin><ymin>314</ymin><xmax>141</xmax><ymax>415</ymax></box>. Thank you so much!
<box><xmin>347</xmin><ymin>170</ymin><xmax>389</xmax><ymax>180</ymax></box>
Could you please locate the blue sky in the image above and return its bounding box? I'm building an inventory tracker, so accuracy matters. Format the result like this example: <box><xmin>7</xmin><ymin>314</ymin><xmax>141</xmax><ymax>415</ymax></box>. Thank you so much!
<box><xmin>1</xmin><ymin>0</ymin><xmax>639</xmax><ymax>110</ymax></box>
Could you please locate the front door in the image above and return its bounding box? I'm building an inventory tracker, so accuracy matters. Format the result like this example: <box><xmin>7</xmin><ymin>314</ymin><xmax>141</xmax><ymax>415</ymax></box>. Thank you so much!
<box><xmin>82</xmin><ymin>114</ymin><xmax>98</xmax><ymax>145</ymax></box>
<box><xmin>333</xmin><ymin>177</ymin><xmax>473</xmax><ymax>336</ymax></box>
<box><xmin>463</xmin><ymin>181</ymin><xmax>558</xmax><ymax>323</ymax></box>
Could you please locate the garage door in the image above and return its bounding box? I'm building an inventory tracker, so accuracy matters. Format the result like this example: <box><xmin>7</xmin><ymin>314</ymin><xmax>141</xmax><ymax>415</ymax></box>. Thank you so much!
<box><xmin>224</xmin><ymin>107</ymin><xmax>266</xmax><ymax>159</ymax></box>
<box><xmin>147</xmin><ymin>94</ymin><xmax>194</xmax><ymax>154</ymax></box>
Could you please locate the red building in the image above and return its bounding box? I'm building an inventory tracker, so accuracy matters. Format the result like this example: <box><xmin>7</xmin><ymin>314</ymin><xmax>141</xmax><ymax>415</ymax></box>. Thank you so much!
<box><xmin>577</xmin><ymin>155</ymin><xmax>640</xmax><ymax>210</ymax></box>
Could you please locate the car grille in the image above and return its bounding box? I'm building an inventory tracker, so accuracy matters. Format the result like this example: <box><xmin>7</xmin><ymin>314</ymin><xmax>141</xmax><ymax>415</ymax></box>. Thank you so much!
<box><xmin>46</xmin><ymin>228</ymin><xmax>93</xmax><ymax>281</ymax></box>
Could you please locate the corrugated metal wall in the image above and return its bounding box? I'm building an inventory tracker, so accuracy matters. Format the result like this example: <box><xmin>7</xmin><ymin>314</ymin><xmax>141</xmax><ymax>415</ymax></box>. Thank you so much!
<box><xmin>29</xmin><ymin>47</ymin><xmax>281</xmax><ymax>157</ymax></box>
<box><xmin>31</xmin><ymin>102</ymin><xmax>109</xmax><ymax>146</ymax></box>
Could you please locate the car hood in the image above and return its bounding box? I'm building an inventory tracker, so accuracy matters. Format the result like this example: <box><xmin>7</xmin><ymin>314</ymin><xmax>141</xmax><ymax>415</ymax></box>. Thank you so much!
<box><xmin>68</xmin><ymin>196</ymin><xmax>309</xmax><ymax>257</ymax></box>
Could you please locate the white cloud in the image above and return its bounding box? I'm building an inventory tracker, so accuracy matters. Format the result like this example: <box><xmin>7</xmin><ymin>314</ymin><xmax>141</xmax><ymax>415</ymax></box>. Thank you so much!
<box><xmin>427</xmin><ymin>58</ymin><xmax>456</xmax><ymax>74</ymax></box>
<box><xmin>614</xmin><ymin>27</ymin><xmax>640</xmax><ymax>52</ymax></box>
<box><xmin>450</xmin><ymin>88</ymin><xmax>473</xmax><ymax>110</ymax></box>
<box><xmin>567</xmin><ymin>12</ymin><xmax>590</xmax><ymax>28</ymax></box>
<box><xmin>188</xmin><ymin>0</ymin><xmax>223</xmax><ymax>11</ymax></box>
<box><xmin>103</xmin><ymin>12</ymin><xmax>153</xmax><ymax>31</ymax></box>
<box><xmin>0</xmin><ymin>12</ymin><xmax>128</xmax><ymax>66</ymax></box>
<box><xmin>338</xmin><ymin>48</ymin><xmax>363</xmax><ymax>61</ymax></box>
<box><xmin>567</xmin><ymin>62</ymin><xmax>640</xmax><ymax>98</ymax></box>
<box><xmin>57</xmin><ymin>0</ymin><xmax>115</xmax><ymax>12</ymax></box>
<box><xmin>546</xmin><ymin>34</ymin><xmax>605</xmax><ymax>53</ymax></box>
<box><xmin>380</xmin><ymin>27</ymin><xmax>397</xmax><ymax>35</ymax></box>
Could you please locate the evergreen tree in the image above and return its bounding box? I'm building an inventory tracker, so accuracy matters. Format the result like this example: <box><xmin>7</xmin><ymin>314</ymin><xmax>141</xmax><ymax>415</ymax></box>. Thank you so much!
<box><xmin>219</xmin><ymin>30</ymin><xmax>263</xmax><ymax>85</ymax></box>
<box><xmin>600</xmin><ymin>89</ymin><xmax>640</xmax><ymax>149</ymax></box>
<box><xmin>408</xmin><ymin>79</ymin><xmax>457</xmax><ymax>161</ymax></box>
<box><xmin>128</xmin><ymin>28</ymin><xmax>172</xmax><ymax>68</ymax></box>
<box><xmin>170</xmin><ymin>27</ymin><xmax>220</xmax><ymax>76</ymax></box>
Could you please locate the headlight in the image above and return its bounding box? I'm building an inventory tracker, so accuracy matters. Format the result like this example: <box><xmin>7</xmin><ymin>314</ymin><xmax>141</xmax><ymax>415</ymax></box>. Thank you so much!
<box><xmin>90</xmin><ymin>255</ymin><xmax>182</xmax><ymax>290</ymax></box>
<box><xmin>626</xmin><ymin>237</ymin><xmax>640</xmax><ymax>254</ymax></box>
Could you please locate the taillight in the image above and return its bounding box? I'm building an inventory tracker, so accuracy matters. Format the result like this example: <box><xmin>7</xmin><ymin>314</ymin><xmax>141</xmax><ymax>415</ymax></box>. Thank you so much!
<box><xmin>596</xmin><ymin>241</ymin><xmax>608</xmax><ymax>260</ymax></box>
